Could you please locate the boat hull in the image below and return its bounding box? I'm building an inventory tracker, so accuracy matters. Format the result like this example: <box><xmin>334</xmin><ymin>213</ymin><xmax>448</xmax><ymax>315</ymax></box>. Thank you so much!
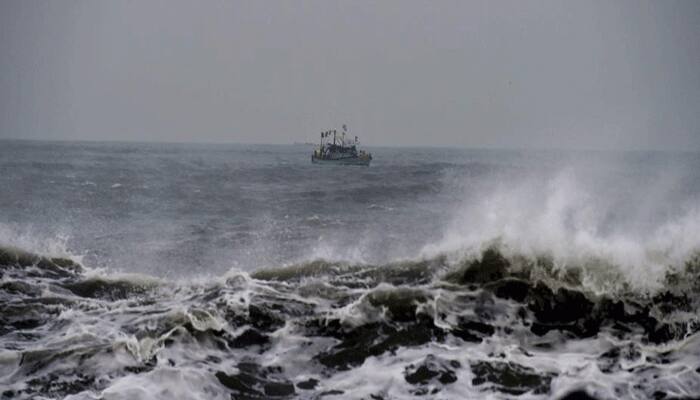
<box><xmin>311</xmin><ymin>155</ymin><xmax>371</xmax><ymax>166</ymax></box>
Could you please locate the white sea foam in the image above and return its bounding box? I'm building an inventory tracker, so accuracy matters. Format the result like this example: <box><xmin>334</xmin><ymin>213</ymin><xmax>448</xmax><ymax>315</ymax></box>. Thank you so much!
<box><xmin>95</xmin><ymin>368</ymin><xmax>228</xmax><ymax>400</ymax></box>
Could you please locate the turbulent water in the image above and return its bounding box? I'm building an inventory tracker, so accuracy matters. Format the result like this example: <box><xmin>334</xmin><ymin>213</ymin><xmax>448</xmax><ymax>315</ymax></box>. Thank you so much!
<box><xmin>1</xmin><ymin>140</ymin><xmax>700</xmax><ymax>399</ymax></box>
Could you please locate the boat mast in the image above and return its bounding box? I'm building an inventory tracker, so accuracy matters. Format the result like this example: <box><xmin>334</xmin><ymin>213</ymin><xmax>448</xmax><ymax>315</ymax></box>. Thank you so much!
<box><xmin>342</xmin><ymin>124</ymin><xmax>347</xmax><ymax>147</ymax></box>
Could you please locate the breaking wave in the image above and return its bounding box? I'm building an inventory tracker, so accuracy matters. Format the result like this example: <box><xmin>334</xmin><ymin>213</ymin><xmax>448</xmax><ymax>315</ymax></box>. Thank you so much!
<box><xmin>2</xmin><ymin>243</ymin><xmax>700</xmax><ymax>399</ymax></box>
<box><xmin>420</xmin><ymin>168</ymin><xmax>700</xmax><ymax>293</ymax></box>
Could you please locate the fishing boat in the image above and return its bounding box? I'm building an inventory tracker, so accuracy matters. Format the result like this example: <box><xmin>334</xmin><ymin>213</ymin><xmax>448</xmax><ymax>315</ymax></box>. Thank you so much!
<box><xmin>311</xmin><ymin>125</ymin><xmax>372</xmax><ymax>166</ymax></box>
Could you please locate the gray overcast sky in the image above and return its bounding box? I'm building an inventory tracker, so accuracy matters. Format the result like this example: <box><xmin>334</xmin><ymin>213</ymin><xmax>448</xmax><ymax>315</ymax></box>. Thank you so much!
<box><xmin>1</xmin><ymin>1</ymin><xmax>699</xmax><ymax>150</ymax></box>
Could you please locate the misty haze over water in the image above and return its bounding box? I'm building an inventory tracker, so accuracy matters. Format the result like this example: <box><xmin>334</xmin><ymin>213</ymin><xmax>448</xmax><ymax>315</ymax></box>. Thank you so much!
<box><xmin>1</xmin><ymin>1</ymin><xmax>699</xmax><ymax>151</ymax></box>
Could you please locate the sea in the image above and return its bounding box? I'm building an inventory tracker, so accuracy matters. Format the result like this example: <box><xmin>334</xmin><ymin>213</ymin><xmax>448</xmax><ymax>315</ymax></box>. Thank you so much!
<box><xmin>1</xmin><ymin>139</ymin><xmax>699</xmax><ymax>399</ymax></box>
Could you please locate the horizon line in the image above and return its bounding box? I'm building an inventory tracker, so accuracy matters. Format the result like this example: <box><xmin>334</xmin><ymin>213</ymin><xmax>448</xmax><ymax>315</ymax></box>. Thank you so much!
<box><xmin>0</xmin><ymin>136</ymin><xmax>698</xmax><ymax>154</ymax></box>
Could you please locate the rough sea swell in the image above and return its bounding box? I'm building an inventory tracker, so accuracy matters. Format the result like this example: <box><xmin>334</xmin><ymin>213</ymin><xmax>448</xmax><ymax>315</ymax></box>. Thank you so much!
<box><xmin>2</xmin><ymin>243</ymin><xmax>700</xmax><ymax>399</ymax></box>
<box><xmin>1</xmin><ymin>142</ymin><xmax>700</xmax><ymax>399</ymax></box>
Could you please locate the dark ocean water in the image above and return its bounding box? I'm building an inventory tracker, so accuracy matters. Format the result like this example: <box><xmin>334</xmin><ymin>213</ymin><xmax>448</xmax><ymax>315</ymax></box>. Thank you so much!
<box><xmin>1</xmin><ymin>140</ymin><xmax>700</xmax><ymax>399</ymax></box>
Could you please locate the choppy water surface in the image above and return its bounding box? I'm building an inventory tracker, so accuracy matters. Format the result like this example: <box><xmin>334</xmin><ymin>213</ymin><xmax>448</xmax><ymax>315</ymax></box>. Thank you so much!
<box><xmin>1</xmin><ymin>140</ymin><xmax>700</xmax><ymax>399</ymax></box>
